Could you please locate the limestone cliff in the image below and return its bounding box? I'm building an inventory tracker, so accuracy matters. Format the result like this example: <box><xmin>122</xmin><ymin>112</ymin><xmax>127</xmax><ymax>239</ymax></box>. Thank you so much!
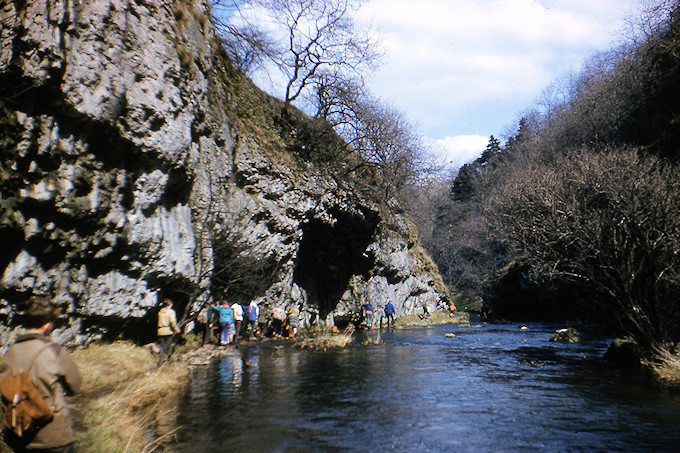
<box><xmin>0</xmin><ymin>0</ymin><xmax>447</xmax><ymax>345</ymax></box>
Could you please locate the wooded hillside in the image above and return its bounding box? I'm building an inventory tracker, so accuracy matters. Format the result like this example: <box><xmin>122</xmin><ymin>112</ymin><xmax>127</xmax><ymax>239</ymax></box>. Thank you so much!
<box><xmin>431</xmin><ymin>1</ymin><xmax>680</xmax><ymax>352</ymax></box>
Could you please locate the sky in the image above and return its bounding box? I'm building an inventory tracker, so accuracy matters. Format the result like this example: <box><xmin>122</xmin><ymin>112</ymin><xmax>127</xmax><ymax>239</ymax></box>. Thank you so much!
<box><xmin>225</xmin><ymin>0</ymin><xmax>647</xmax><ymax>170</ymax></box>
<box><xmin>355</xmin><ymin>0</ymin><xmax>645</xmax><ymax>169</ymax></box>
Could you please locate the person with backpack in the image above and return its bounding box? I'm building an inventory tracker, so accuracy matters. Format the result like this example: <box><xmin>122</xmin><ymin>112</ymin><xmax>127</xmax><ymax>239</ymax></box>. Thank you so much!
<box><xmin>247</xmin><ymin>302</ymin><xmax>259</xmax><ymax>338</ymax></box>
<box><xmin>212</xmin><ymin>301</ymin><xmax>235</xmax><ymax>345</ymax></box>
<box><xmin>197</xmin><ymin>305</ymin><xmax>213</xmax><ymax>346</ymax></box>
<box><xmin>0</xmin><ymin>295</ymin><xmax>82</xmax><ymax>452</ymax></box>
<box><xmin>362</xmin><ymin>300</ymin><xmax>374</xmax><ymax>328</ymax></box>
<box><xmin>271</xmin><ymin>305</ymin><xmax>286</xmax><ymax>338</ymax></box>
<box><xmin>384</xmin><ymin>300</ymin><xmax>396</xmax><ymax>327</ymax></box>
<box><xmin>287</xmin><ymin>305</ymin><xmax>300</xmax><ymax>338</ymax></box>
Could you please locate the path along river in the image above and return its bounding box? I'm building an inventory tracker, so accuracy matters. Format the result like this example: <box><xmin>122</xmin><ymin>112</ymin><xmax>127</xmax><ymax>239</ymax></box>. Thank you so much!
<box><xmin>174</xmin><ymin>322</ymin><xmax>680</xmax><ymax>452</ymax></box>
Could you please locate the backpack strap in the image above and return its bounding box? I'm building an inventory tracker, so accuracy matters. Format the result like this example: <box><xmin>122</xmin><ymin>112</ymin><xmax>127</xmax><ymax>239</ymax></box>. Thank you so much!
<box><xmin>25</xmin><ymin>342</ymin><xmax>53</xmax><ymax>374</ymax></box>
<box><xmin>8</xmin><ymin>341</ymin><xmax>53</xmax><ymax>375</ymax></box>
<box><xmin>11</xmin><ymin>341</ymin><xmax>56</xmax><ymax>404</ymax></box>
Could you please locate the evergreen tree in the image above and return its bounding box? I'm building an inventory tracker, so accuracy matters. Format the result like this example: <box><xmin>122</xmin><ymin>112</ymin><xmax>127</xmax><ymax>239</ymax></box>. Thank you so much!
<box><xmin>451</xmin><ymin>163</ymin><xmax>476</xmax><ymax>202</ymax></box>
<box><xmin>504</xmin><ymin>117</ymin><xmax>529</xmax><ymax>151</ymax></box>
<box><xmin>480</xmin><ymin>135</ymin><xmax>501</xmax><ymax>163</ymax></box>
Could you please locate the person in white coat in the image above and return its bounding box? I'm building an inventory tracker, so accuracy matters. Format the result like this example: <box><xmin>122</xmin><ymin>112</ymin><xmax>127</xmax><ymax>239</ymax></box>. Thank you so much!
<box><xmin>231</xmin><ymin>302</ymin><xmax>244</xmax><ymax>341</ymax></box>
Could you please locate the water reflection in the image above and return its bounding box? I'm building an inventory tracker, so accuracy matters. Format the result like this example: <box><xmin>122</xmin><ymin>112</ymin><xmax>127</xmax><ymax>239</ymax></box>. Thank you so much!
<box><xmin>175</xmin><ymin>324</ymin><xmax>680</xmax><ymax>452</ymax></box>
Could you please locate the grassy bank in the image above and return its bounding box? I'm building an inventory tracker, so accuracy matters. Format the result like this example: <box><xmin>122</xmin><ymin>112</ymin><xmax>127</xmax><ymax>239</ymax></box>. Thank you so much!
<box><xmin>63</xmin><ymin>312</ymin><xmax>679</xmax><ymax>453</ymax></box>
<box><xmin>65</xmin><ymin>310</ymin><xmax>471</xmax><ymax>451</ymax></box>
<box><xmin>394</xmin><ymin>309</ymin><xmax>471</xmax><ymax>327</ymax></box>
<box><xmin>644</xmin><ymin>348</ymin><xmax>680</xmax><ymax>389</ymax></box>
<box><xmin>71</xmin><ymin>342</ymin><xmax>189</xmax><ymax>452</ymax></box>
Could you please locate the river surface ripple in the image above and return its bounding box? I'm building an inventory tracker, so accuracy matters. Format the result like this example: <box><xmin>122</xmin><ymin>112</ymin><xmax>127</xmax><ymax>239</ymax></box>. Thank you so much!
<box><xmin>174</xmin><ymin>322</ymin><xmax>680</xmax><ymax>452</ymax></box>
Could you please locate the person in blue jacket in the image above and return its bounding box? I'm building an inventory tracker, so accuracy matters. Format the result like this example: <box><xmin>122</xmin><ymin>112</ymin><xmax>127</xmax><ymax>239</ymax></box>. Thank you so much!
<box><xmin>213</xmin><ymin>301</ymin><xmax>235</xmax><ymax>345</ymax></box>
<box><xmin>362</xmin><ymin>300</ymin><xmax>374</xmax><ymax>328</ymax></box>
<box><xmin>384</xmin><ymin>300</ymin><xmax>395</xmax><ymax>326</ymax></box>
<box><xmin>247</xmin><ymin>301</ymin><xmax>260</xmax><ymax>338</ymax></box>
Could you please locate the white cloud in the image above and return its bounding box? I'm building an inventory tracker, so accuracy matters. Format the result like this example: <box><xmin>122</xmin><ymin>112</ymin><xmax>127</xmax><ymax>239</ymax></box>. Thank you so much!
<box><xmin>437</xmin><ymin>135</ymin><xmax>490</xmax><ymax>170</ymax></box>
<box><xmin>225</xmin><ymin>0</ymin><xmax>642</xmax><ymax>171</ymax></box>
<box><xmin>358</xmin><ymin>0</ymin><xmax>641</xmax><ymax>139</ymax></box>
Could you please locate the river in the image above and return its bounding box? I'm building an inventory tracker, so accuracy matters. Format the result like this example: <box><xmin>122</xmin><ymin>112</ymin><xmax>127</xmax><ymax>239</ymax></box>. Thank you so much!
<box><xmin>173</xmin><ymin>322</ymin><xmax>680</xmax><ymax>452</ymax></box>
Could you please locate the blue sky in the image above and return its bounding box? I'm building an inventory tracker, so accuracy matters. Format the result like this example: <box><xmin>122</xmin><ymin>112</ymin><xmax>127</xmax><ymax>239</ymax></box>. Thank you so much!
<box><xmin>356</xmin><ymin>0</ymin><xmax>645</xmax><ymax>169</ymax></box>
<box><xmin>225</xmin><ymin>0</ymin><xmax>646</xmax><ymax>170</ymax></box>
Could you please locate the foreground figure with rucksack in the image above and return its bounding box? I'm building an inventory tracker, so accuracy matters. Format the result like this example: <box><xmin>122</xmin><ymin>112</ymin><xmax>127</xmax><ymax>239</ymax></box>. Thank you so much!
<box><xmin>0</xmin><ymin>296</ymin><xmax>82</xmax><ymax>453</ymax></box>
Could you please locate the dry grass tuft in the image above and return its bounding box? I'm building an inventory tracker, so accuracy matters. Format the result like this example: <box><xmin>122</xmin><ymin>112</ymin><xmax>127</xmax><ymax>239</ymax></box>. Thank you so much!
<box><xmin>72</xmin><ymin>341</ymin><xmax>156</xmax><ymax>393</ymax></box>
<box><xmin>72</xmin><ymin>342</ymin><xmax>189</xmax><ymax>452</ymax></box>
<box><xmin>295</xmin><ymin>331</ymin><xmax>354</xmax><ymax>350</ymax></box>
<box><xmin>645</xmin><ymin>347</ymin><xmax>680</xmax><ymax>389</ymax></box>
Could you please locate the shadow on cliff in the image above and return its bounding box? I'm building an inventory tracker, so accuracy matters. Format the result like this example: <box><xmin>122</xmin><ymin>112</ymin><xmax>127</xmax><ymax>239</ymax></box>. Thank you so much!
<box><xmin>293</xmin><ymin>206</ymin><xmax>379</xmax><ymax>319</ymax></box>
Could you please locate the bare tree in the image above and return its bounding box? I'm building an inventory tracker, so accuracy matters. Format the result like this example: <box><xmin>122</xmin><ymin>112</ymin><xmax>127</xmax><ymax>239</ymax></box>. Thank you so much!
<box><xmin>307</xmin><ymin>70</ymin><xmax>367</xmax><ymax>126</ymax></box>
<box><xmin>268</xmin><ymin>0</ymin><xmax>380</xmax><ymax>107</ymax></box>
<box><xmin>340</xmin><ymin>96</ymin><xmax>444</xmax><ymax>197</ymax></box>
<box><xmin>486</xmin><ymin>147</ymin><xmax>680</xmax><ymax>349</ymax></box>
<box><xmin>172</xmin><ymin>171</ymin><xmax>283</xmax><ymax>335</ymax></box>
<box><xmin>213</xmin><ymin>0</ymin><xmax>382</xmax><ymax>109</ymax></box>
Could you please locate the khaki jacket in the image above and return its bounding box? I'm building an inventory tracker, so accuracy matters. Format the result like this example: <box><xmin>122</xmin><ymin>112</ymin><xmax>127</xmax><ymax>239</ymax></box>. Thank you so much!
<box><xmin>157</xmin><ymin>307</ymin><xmax>179</xmax><ymax>336</ymax></box>
<box><xmin>1</xmin><ymin>334</ymin><xmax>82</xmax><ymax>449</ymax></box>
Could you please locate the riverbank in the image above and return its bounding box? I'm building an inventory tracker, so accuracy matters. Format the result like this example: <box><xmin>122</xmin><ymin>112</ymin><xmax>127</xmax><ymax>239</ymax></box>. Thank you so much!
<box><xmin>66</xmin><ymin>311</ymin><xmax>679</xmax><ymax>451</ymax></box>
<box><xmin>71</xmin><ymin>342</ymin><xmax>189</xmax><ymax>452</ymax></box>
<box><xmin>394</xmin><ymin>309</ymin><xmax>471</xmax><ymax>327</ymax></box>
<box><xmin>68</xmin><ymin>310</ymin><xmax>468</xmax><ymax>450</ymax></box>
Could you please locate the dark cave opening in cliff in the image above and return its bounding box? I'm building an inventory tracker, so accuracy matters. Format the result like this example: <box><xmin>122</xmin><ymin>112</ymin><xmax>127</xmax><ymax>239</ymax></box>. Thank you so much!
<box><xmin>293</xmin><ymin>207</ymin><xmax>379</xmax><ymax>318</ymax></box>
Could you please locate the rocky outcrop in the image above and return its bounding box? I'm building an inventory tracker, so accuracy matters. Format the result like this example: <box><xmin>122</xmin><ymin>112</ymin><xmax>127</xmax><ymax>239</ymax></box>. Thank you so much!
<box><xmin>604</xmin><ymin>338</ymin><xmax>642</xmax><ymax>368</ymax></box>
<box><xmin>549</xmin><ymin>328</ymin><xmax>581</xmax><ymax>343</ymax></box>
<box><xmin>0</xmin><ymin>0</ymin><xmax>446</xmax><ymax>346</ymax></box>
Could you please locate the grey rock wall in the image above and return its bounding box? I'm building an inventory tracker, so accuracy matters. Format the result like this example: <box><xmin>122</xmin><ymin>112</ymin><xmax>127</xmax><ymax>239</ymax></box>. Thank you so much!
<box><xmin>0</xmin><ymin>0</ymin><xmax>446</xmax><ymax>346</ymax></box>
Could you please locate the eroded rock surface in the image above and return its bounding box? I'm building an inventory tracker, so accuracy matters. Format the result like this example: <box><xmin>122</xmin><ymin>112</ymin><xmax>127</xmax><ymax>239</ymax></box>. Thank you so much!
<box><xmin>0</xmin><ymin>0</ymin><xmax>446</xmax><ymax>346</ymax></box>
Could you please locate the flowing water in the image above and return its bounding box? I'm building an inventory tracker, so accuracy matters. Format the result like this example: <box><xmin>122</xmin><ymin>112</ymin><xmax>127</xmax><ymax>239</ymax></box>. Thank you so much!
<box><xmin>174</xmin><ymin>323</ymin><xmax>680</xmax><ymax>452</ymax></box>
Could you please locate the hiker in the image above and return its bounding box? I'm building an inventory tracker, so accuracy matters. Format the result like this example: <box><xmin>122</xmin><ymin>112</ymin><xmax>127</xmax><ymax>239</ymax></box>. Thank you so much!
<box><xmin>362</xmin><ymin>300</ymin><xmax>374</xmax><ymax>328</ymax></box>
<box><xmin>258</xmin><ymin>305</ymin><xmax>270</xmax><ymax>336</ymax></box>
<box><xmin>197</xmin><ymin>305</ymin><xmax>213</xmax><ymax>346</ymax></box>
<box><xmin>231</xmin><ymin>302</ymin><xmax>244</xmax><ymax>342</ymax></box>
<box><xmin>213</xmin><ymin>302</ymin><xmax>235</xmax><ymax>345</ymax></box>
<box><xmin>157</xmin><ymin>298</ymin><xmax>181</xmax><ymax>355</ymax></box>
<box><xmin>448</xmin><ymin>303</ymin><xmax>457</xmax><ymax>316</ymax></box>
<box><xmin>423</xmin><ymin>304</ymin><xmax>430</xmax><ymax>318</ymax></box>
<box><xmin>247</xmin><ymin>301</ymin><xmax>259</xmax><ymax>337</ymax></box>
<box><xmin>287</xmin><ymin>305</ymin><xmax>300</xmax><ymax>338</ymax></box>
<box><xmin>271</xmin><ymin>305</ymin><xmax>286</xmax><ymax>338</ymax></box>
<box><xmin>1</xmin><ymin>295</ymin><xmax>82</xmax><ymax>452</ymax></box>
<box><xmin>384</xmin><ymin>300</ymin><xmax>395</xmax><ymax>326</ymax></box>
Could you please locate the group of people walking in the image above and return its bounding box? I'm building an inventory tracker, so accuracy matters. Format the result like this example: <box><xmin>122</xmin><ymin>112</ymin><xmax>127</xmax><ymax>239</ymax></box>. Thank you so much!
<box><xmin>361</xmin><ymin>300</ymin><xmax>396</xmax><ymax>328</ymax></box>
<box><xmin>203</xmin><ymin>300</ymin><xmax>301</xmax><ymax>345</ymax></box>
<box><xmin>157</xmin><ymin>295</ymin><xmax>402</xmax><ymax>352</ymax></box>
<box><xmin>209</xmin><ymin>300</ymin><xmax>260</xmax><ymax>345</ymax></box>
<box><xmin>0</xmin><ymin>292</ymin><xmax>408</xmax><ymax>453</ymax></box>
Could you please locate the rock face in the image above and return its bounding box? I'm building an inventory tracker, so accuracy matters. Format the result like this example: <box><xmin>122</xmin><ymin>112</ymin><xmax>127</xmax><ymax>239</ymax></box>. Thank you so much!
<box><xmin>0</xmin><ymin>0</ymin><xmax>446</xmax><ymax>346</ymax></box>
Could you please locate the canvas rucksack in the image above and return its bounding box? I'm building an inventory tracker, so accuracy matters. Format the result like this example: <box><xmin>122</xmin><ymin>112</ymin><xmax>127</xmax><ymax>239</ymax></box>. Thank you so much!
<box><xmin>0</xmin><ymin>343</ymin><xmax>54</xmax><ymax>438</ymax></box>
